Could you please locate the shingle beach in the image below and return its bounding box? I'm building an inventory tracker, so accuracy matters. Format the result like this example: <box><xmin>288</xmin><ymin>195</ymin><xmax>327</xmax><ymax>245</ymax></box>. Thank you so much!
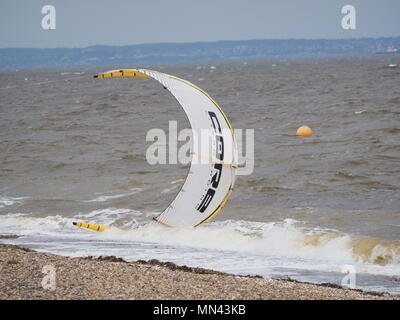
<box><xmin>0</xmin><ymin>243</ymin><xmax>398</xmax><ymax>300</ymax></box>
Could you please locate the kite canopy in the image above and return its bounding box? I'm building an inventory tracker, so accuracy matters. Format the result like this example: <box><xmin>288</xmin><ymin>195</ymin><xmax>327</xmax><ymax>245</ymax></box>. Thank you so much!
<box><xmin>95</xmin><ymin>69</ymin><xmax>237</xmax><ymax>227</ymax></box>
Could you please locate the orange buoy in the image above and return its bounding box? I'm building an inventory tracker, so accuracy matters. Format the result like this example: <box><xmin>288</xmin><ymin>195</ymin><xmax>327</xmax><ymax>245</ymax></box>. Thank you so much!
<box><xmin>296</xmin><ymin>126</ymin><xmax>313</xmax><ymax>137</ymax></box>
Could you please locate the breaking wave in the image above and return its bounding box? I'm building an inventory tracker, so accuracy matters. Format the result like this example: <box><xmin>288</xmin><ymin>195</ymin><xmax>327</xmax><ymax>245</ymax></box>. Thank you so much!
<box><xmin>0</xmin><ymin>212</ymin><xmax>398</xmax><ymax>277</ymax></box>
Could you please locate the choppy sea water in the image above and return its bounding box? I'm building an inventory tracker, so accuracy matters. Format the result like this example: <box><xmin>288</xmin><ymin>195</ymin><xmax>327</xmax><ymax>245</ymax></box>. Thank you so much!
<box><xmin>1</xmin><ymin>55</ymin><xmax>399</xmax><ymax>295</ymax></box>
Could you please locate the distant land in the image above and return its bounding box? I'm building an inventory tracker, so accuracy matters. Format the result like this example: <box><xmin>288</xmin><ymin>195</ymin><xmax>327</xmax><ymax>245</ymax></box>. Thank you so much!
<box><xmin>0</xmin><ymin>37</ymin><xmax>399</xmax><ymax>69</ymax></box>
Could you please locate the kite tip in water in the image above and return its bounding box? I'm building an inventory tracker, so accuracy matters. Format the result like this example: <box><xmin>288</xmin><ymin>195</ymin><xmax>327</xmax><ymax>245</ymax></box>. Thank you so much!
<box><xmin>73</xmin><ymin>221</ymin><xmax>110</xmax><ymax>232</ymax></box>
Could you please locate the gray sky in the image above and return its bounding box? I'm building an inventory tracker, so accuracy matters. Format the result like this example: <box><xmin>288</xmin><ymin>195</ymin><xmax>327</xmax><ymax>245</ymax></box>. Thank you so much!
<box><xmin>1</xmin><ymin>0</ymin><xmax>399</xmax><ymax>48</ymax></box>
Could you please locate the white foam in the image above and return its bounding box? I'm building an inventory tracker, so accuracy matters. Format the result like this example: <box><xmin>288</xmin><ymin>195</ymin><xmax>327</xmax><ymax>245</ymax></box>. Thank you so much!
<box><xmin>0</xmin><ymin>213</ymin><xmax>70</xmax><ymax>236</ymax></box>
<box><xmin>161</xmin><ymin>186</ymin><xmax>179</xmax><ymax>194</ymax></box>
<box><xmin>0</xmin><ymin>195</ymin><xmax>25</xmax><ymax>208</ymax></box>
<box><xmin>1</xmin><ymin>213</ymin><xmax>399</xmax><ymax>277</ymax></box>
<box><xmin>170</xmin><ymin>179</ymin><xmax>184</xmax><ymax>184</ymax></box>
<box><xmin>82</xmin><ymin>188</ymin><xmax>142</xmax><ymax>202</ymax></box>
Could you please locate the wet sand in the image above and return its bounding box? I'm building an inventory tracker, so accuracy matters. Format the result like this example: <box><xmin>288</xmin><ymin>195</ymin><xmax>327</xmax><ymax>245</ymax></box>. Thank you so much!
<box><xmin>0</xmin><ymin>243</ymin><xmax>398</xmax><ymax>300</ymax></box>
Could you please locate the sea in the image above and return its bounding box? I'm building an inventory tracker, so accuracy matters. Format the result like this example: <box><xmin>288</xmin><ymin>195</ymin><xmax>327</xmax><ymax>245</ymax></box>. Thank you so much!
<box><xmin>1</xmin><ymin>55</ymin><xmax>399</xmax><ymax>295</ymax></box>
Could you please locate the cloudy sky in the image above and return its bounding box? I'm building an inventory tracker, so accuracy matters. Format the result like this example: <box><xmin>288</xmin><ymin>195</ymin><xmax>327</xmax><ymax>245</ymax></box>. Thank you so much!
<box><xmin>0</xmin><ymin>0</ymin><xmax>399</xmax><ymax>48</ymax></box>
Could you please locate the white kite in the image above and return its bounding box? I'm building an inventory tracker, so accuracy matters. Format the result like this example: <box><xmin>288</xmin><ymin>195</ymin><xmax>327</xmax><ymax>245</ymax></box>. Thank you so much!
<box><xmin>74</xmin><ymin>69</ymin><xmax>237</xmax><ymax>229</ymax></box>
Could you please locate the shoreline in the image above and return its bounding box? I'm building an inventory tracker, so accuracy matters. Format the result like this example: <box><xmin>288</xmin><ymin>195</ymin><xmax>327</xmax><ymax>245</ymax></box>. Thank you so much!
<box><xmin>0</xmin><ymin>242</ymin><xmax>398</xmax><ymax>300</ymax></box>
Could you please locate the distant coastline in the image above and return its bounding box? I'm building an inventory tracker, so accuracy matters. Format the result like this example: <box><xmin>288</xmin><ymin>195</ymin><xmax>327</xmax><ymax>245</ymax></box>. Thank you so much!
<box><xmin>0</xmin><ymin>36</ymin><xmax>399</xmax><ymax>69</ymax></box>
